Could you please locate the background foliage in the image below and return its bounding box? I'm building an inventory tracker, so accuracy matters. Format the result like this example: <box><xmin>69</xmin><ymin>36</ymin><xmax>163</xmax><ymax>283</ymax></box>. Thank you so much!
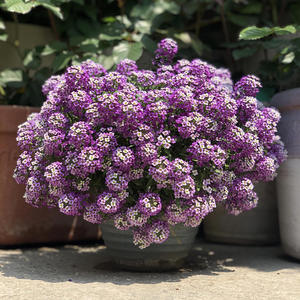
<box><xmin>0</xmin><ymin>0</ymin><xmax>299</xmax><ymax>106</ymax></box>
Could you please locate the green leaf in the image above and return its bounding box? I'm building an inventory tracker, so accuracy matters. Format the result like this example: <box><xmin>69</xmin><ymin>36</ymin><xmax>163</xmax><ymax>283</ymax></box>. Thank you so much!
<box><xmin>69</xmin><ymin>36</ymin><xmax>86</xmax><ymax>46</ymax></box>
<box><xmin>0</xmin><ymin>69</ymin><xmax>27</xmax><ymax>88</ymax></box>
<box><xmin>274</xmin><ymin>25</ymin><xmax>297</xmax><ymax>35</ymax></box>
<box><xmin>82</xmin><ymin>5</ymin><xmax>98</xmax><ymax>21</ymax></box>
<box><xmin>281</xmin><ymin>52</ymin><xmax>295</xmax><ymax>64</ymax></box>
<box><xmin>190</xmin><ymin>34</ymin><xmax>203</xmax><ymax>56</ymax></box>
<box><xmin>102</xmin><ymin>16</ymin><xmax>117</xmax><ymax>23</ymax></box>
<box><xmin>239</xmin><ymin>26</ymin><xmax>273</xmax><ymax>40</ymax></box>
<box><xmin>132</xmin><ymin>33</ymin><xmax>157</xmax><ymax>54</ymax></box>
<box><xmin>134</xmin><ymin>20</ymin><xmax>152</xmax><ymax>34</ymax></box>
<box><xmin>38</xmin><ymin>0</ymin><xmax>63</xmax><ymax>19</ymax></box>
<box><xmin>23</xmin><ymin>50</ymin><xmax>41</xmax><ymax>69</ymax></box>
<box><xmin>98</xmin><ymin>54</ymin><xmax>115</xmax><ymax>70</ymax></box>
<box><xmin>0</xmin><ymin>17</ymin><xmax>6</xmax><ymax>30</ymax></box>
<box><xmin>261</xmin><ymin>39</ymin><xmax>288</xmax><ymax>49</ymax></box>
<box><xmin>34</xmin><ymin>67</ymin><xmax>52</xmax><ymax>85</ymax></box>
<box><xmin>5</xmin><ymin>0</ymin><xmax>36</xmax><ymax>14</ymax></box>
<box><xmin>159</xmin><ymin>0</ymin><xmax>180</xmax><ymax>15</ymax></box>
<box><xmin>182</xmin><ymin>0</ymin><xmax>199</xmax><ymax>17</ymax></box>
<box><xmin>175</xmin><ymin>32</ymin><xmax>203</xmax><ymax>56</ymax></box>
<box><xmin>76</xmin><ymin>43</ymin><xmax>99</xmax><ymax>53</ymax></box>
<box><xmin>232</xmin><ymin>46</ymin><xmax>259</xmax><ymax>60</ymax></box>
<box><xmin>41</xmin><ymin>41</ymin><xmax>67</xmax><ymax>56</ymax></box>
<box><xmin>240</xmin><ymin>1</ymin><xmax>262</xmax><ymax>14</ymax></box>
<box><xmin>112</xmin><ymin>41</ymin><xmax>143</xmax><ymax>64</ymax></box>
<box><xmin>52</xmin><ymin>51</ymin><xmax>73</xmax><ymax>73</ymax></box>
<box><xmin>130</xmin><ymin>0</ymin><xmax>180</xmax><ymax>21</ymax></box>
<box><xmin>76</xmin><ymin>18</ymin><xmax>99</xmax><ymax>37</ymax></box>
<box><xmin>0</xmin><ymin>31</ymin><xmax>7</xmax><ymax>41</ymax></box>
<box><xmin>116</xmin><ymin>15</ymin><xmax>132</xmax><ymax>28</ymax></box>
<box><xmin>99</xmin><ymin>23</ymin><xmax>123</xmax><ymax>41</ymax></box>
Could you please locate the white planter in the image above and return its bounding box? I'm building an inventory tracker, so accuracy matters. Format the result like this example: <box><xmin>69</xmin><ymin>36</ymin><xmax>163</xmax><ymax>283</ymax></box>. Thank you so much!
<box><xmin>270</xmin><ymin>88</ymin><xmax>300</xmax><ymax>260</ymax></box>
<box><xmin>203</xmin><ymin>181</ymin><xmax>279</xmax><ymax>245</ymax></box>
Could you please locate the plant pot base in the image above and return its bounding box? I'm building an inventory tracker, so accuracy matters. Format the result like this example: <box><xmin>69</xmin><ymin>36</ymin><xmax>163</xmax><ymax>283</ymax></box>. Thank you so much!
<box><xmin>100</xmin><ymin>220</ymin><xmax>199</xmax><ymax>272</ymax></box>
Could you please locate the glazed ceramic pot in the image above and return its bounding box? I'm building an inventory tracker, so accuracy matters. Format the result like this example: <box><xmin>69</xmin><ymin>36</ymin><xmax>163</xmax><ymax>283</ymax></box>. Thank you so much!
<box><xmin>270</xmin><ymin>88</ymin><xmax>300</xmax><ymax>260</ymax></box>
<box><xmin>100</xmin><ymin>219</ymin><xmax>199</xmax><ymax>271</ymax></box>
<box><xmin>203</xmin><ymin>181</ymin><xmax>279</xmax><ymax>245</ymax></box>
<box><xmin>0</xmin><ymin>105</ymin><xmax>100</xmax><ymax>246</ymax></box>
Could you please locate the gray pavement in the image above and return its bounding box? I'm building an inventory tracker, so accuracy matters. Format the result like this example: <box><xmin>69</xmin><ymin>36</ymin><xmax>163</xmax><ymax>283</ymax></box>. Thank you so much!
<box><xmin>0</xmin><ymin>237</ymin><xmax>299</xmax><ymax>300</ymax></box>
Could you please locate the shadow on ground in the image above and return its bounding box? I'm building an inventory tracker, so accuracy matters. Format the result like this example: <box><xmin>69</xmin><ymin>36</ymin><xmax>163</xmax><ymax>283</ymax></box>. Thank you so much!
<box><xmin>0</xmin><ymin>237</ymin><xmax>299</xmax><ymax>285</ymax></box>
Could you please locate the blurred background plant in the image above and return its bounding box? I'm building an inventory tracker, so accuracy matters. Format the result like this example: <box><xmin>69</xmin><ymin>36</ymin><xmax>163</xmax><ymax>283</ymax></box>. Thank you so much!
<box><xmin>0</xmin><ymin>0</ymin><xmax>299</xmax><ymax>106</ymax></box>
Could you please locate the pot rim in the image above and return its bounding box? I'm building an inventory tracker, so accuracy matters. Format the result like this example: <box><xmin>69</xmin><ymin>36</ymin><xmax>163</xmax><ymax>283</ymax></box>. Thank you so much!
<box><xmin>270</xmin><ymin>87</ymin><xmax>300</xmax><ymax>112</ymax></box>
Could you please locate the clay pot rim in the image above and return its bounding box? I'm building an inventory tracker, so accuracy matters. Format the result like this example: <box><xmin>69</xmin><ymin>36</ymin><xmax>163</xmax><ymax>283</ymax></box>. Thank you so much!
<box><xmin>270</xmin><ymin>87</ymin><xmax>300</xmax><ymax>112</ymax></box>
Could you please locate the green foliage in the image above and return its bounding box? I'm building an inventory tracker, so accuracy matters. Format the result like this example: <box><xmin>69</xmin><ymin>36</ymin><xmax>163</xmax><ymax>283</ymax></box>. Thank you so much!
<box><xmin>0</xmin><ymin>0</ymin><xmax>214</xmax><ymax>106</ymax></box>
<box><xmin>237</xmin><ymin>24</ymin><xmax>300</xmax><ymax>93</ymax></box>
<box><xmin>1</xmin><ymin>0</ymin><xmax>300</xmax><ymax>105</ymax></box>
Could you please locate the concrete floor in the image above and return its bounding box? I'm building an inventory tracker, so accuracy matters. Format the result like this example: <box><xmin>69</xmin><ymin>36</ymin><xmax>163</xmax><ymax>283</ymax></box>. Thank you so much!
<box><xmin>0</xmin><ymin>237</ymin><xmax>299</xmax><ymax>300</ymax></box>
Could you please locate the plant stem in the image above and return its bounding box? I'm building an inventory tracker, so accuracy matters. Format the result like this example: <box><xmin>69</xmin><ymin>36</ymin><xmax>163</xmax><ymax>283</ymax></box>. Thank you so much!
<box><xmin>47</xmin><ymin>9</ymin><xmax>60</xmax><ymax>40</ymax></box>
<box><xmin>117</xmin><ymin>0</ymin><xmax>126</xmax><ymax>24</ymax></box>
<box><xmin>269</xmin><ymin>0</ymin><xmax>278</xmax><ymax>25</ymax></box>
<box><xmin>195</xmin><ymin>3</ymin><xmax>206</xmax><ymax>37</ymax></box>
<box><xmin>278</xmin><ymin>0</ymin><xmax>287</xmax><ymax>26</ymax></box>
<box><xmin>219</xmin><ymin>1</ymin><xmax>234</xmax><ymax>72</ymax></box>
<box><xmin>11</xmin><ymin>13</ymin><xmax>23</xmax><ymax>61</ymax></box>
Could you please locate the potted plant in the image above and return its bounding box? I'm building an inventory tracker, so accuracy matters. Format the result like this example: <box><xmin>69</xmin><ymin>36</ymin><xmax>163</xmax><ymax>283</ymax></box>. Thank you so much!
<box><xmin>203</xmin><ymin>21</ymin><xmax>300</xmax><ymax>246</ymax></box>
<box><xmin>13</xmin><ymin>38</ymin><xmax>286</xmax><ymax>270</ymax></box>
<box><xmin>0</xmin><ymin>1</ymin><xmax>102</xmax><ymax>246</ymax></box>
<box><xmin>230</xmin><ymin>24</ymin><xmax>300</xmax><ymax>259</ymax></box>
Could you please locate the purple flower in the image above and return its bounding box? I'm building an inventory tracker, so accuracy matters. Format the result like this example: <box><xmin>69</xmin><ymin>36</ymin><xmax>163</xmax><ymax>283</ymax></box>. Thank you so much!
<box><xmin>14</xmin><ymin>38</ymin><xmax>287</xmax><ymax>249</ymax></box>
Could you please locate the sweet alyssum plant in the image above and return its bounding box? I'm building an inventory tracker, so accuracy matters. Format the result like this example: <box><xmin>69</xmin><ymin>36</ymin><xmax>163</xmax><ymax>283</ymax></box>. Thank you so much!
<box><xmin>14</xmin><ymin>39</ymin><xmax>287</xmax><ymax>249</ymax></box>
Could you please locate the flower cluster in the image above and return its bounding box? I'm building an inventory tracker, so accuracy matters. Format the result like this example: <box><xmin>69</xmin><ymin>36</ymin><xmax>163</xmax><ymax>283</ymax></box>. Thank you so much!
<box><xmin>14</xmin><ymin>39</ymin><xmax>287</xmax><ymax>249</ymax></box>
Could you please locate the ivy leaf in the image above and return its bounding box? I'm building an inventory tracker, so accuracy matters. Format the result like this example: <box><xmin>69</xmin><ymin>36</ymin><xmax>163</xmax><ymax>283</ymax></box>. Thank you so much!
<box><xmin>5</xmin><ymin>0</ymin><xmax>36</xmax><ymax>14</ymax></box>
<box><xmin>239</xmin><ymin>26</ymin><xmax>273</xmax><ymax>40</ymax></box>
<box><xmin>232</xmin><ymin>46</ymin><xmax>259</xmax><ymax>60</ymax></box>
<box><xmin>112</xmin><ymin>41</ymin><xmax>143</xmax><ymax>64</ymax></box>
<box><xmin>52</xmin><ymin>51</ymin><xmax>74</xmax><ymax>73</ymax></box>
<box><xmin>274</xmin><ymin>25</ymin><xmax>297</xmax><ymax>35</ymax></box>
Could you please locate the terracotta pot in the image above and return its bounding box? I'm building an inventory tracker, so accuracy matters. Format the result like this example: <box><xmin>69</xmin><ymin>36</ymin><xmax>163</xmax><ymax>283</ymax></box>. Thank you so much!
<box><xmin>0</xmin><ymin>106</ymin><xmax>101</xmax><ymax>246</ymax></box>
<box><xmin>270</xmin><ymin>88</ymin><xmax>300</xmax><ymax>260</ymax></box>
<box><xmin>203</xmin><ymin>181</ymin><xmax>279</xmax><ymax>245</ymax></box>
